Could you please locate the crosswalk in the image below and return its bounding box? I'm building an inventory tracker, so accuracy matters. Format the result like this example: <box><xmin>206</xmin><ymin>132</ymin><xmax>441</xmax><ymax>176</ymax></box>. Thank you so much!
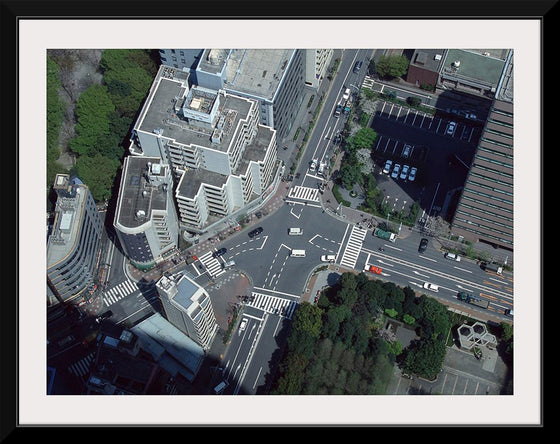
<box><xmin>68</xmin><ymin>352</ymin><xmax>95</xmax><ymax>383</ymax></box>
<box><xmin>288</xmin><ymin>186</ymin><xmax>320</xmax><ymax>202</ymax></box>
<box><xmin>103</xmin><ymin>279</ymin><xmax>156</xmax><ymax>307</ymax></box>
<box><xmin>339</xmin><ymin>225</ymin><xmax>368</xmax><ymax>269</ymax></box>
<box><xmin>247</xmin><ymin>292</ymin><xmax>298</xmax><ymax>319</ymax></box>
<box><xmin>103</xmin><ymin>279</ymin><xmax>139</xmax><ymax>306</ymax></box>
<box><xmin>198</xmin><ymin>251</ymin><xmax>226</xmax><ymax>278</ymax></box>
<box><xmin>362</xmin><ymin>75</ymin><xmax>375</xmax><ymax>90</ymax></box>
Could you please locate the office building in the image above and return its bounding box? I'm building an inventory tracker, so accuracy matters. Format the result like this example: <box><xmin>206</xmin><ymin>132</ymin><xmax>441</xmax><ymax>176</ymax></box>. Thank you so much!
<box><xmin>450</xmin><ymin>50</ymin><xmax>514</xmax><ymax>250</ymax></box>
<box><xmin>195</xmin><ymin>49</ymin><xmax>305</xmax><ymax>140</ymax></box>
<box><xmin>47</xmin><ymin>174</ymin><xmax>103</xmax><ymax>306</ymax></box>
<box><xmin>304</xmin><ymin>49</ymin><xmax>333</xmax><ymax>89</ymax></box>
<box><xmin>129</xmin><ymin>64</ymin><xmax>278</xmax><ymax>233</ymax></box>
<box><xmin>156</xmin><ymin>272</ymin><xmax>218</xmax><ymax>351</ymax></box>
<box><xmin>113</xmin><ymin>156</ymin><xmax>179</xmax><ymax>269</ymax></box>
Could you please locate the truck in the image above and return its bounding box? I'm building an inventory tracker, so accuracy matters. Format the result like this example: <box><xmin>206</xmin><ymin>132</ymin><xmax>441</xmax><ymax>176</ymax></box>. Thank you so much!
<box><xmin>457</xmin><ymin>292</ymin><xmax>489</xmax><ymax>309</ymax></box>
<box><xmin>343</xmin><ymin>96</ymin><xmax>352</xmax><ymax>115</ymax></box>
<box><xmin>373</xmin><ymin>228</ymin><xmax>397</xmax><ymax>242</ymax></box>
<box><xmin>484</xmin><ymin>263</ymin><xmax>503</xmax><ymax>275</ymax></box>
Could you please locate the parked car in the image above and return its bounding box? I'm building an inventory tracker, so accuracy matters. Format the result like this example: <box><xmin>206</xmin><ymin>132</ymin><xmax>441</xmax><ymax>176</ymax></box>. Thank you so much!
<box><xmin>382</xmin><ymin>159</ymin><xmax>393</xmax><ymax>174</ymax></box>
<box><xmin>418</xmin><ymin>238</ymin><xmax>429</xmax><ymax>253</ymax></box>
<box><xmin>446</xmin><ymin>121</ymin><xmax>457</xmax><ymax>135</ymax></box>
<box><xmin>400</xmin><ymin>165</ymin><xmax>410</xmax><ymax>180</ymax></box>
<box><xmin>423</xmin><ymin>282</ymin><xmax>439</xmax><ymax>292</ymax></box>
<box><xmin>402</xmin><ymin>144</ymin><xmax>411</xmax><ymax>158</ymax></box>
<box><xmin>444</xmin><ymin>252</ymin><xmax>461</xmax><ymax>262</ymax></box>
<box><xmin>408</xmin><ymin>167</ymin><xmax>417</xmax><ymax>182</ymax></box>
<box><xmin>391</xmin><ymin>163</ymin><xmax>401</xmax><ymax>179</ymax></box>
<box><xmin>248</xmin><ymin>227</ymin><xmax>263</xmax><ymax>238</ymax></box>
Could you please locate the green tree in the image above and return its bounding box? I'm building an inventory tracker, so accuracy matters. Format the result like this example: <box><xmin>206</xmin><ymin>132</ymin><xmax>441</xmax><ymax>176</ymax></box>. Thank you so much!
<box><xmin>273</xmin><ymin>352</ymin><xmax>308</xmax><ymax>395</ymax></box>
<box><xmin>376</xmin><ymin>55</ymin><xmax>410</xmax><ymax>79</ymax></box>
<box><xmin>69</xmin><ymin>84</ymin><xmax>115</xmax><ymax>156</ymax></box>
<box><xmin>346</xmin><ymin>127</ymin><xmax>378</xmax><ymax>152</ymax></box>
<box><xmin>73</xmin><ymin>153</ymin><xmax>120</xmax><ymax>202</ymax></box>
<box><xmin>46</xmin><ymin>55</ymin><xmax>68</xmax><ymax>196</ymax></box>
<box><xmin>291</xmin><ymin>301</ymin><xmax>323</xmax><ymax>339</ymax></box>
<box><xmin>419</xmin><ymin>295</ymin><xmax>451</xmax><ymax>340</ymax></box>
<box><xmin>403</xmin><ymin>338</ymin><xmax>446</xmax><ymax>380</ymax></box>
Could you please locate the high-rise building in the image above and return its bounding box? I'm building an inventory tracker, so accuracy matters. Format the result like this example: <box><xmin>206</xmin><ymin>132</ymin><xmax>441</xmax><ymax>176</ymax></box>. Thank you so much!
<box><xmin>156</xmin><ymin>272</ymin><xmax>218</xmax><ymax>351</ymax></box>
<box><xmin>129</xmin><ymin>64</ymin><xmax>278</xmax><ymax>233</ymax></box>
<box><xmin>195</xmin><ymin>49</ymin><xmax>306</xmax><ymax>140</ymax></box>
<box><xmin>113</xmin><ymin>156</ymin><xmax>179</xmax><ymax>269</ymax></box>
<box><xmin>304</xmin><ymin>49</ymin><xmax>333</xmax><ymax>90</ymax></box>
<box><xmin>450</xmin><ymin>50</ymin><xmax>514</xmax><ymax>250</ymax></box>
<box><xmin>47</xmin><ymin>174</ymin><xmax>103</xmax><ymax>306</ymax></box>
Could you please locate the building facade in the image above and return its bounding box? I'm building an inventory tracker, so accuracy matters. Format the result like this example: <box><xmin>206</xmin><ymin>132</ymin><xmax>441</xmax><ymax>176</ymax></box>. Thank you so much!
<box><xmin>450</xmin><ymin>50</ymin><xmax>514</xmax><ymax>250</ymax></box>
<box><xmin>113</xmin><ymin>156</ymin><xmax>179</xmax><ymax>269</ymax></box>
<box><xmin>304</xmin><ymin>49</ymin><xmax>333</xmax><ymax>90</ymax></box>
<box><xmin>156</xmin><ymin>272</ymin><xmax>218</xmax><ymax>351</ymax></box>
<box><xmin>195</xmin><ymin>49</ymin><xmax>305</xmax><ymax>140</ymax></box>
<box><xmin>47</xmin><ymin>174</ymin><xmax>103</xmax><ymax>305</ymax></box>
<box><xmin>129</xmin><ymin>64</ymin><xmax>278</xmax><ymax>233</ymax></box>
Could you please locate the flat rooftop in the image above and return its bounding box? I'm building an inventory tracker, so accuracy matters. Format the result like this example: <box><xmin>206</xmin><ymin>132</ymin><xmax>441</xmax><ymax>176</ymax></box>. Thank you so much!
<box><xmin>223</xmin><ymin>49</ymin><xmax>294</xmax><ymax>101</ymax></box>
<box><xmin>442</xmin><ymin>49</ymin><xmax>506</xmax><ymax>87</ymax></box>
<box><xmin>116</xmin><ymin>156</ymin><xmax>169</xmax><ymax>229</ymax></box>
<box><xmin>138</xmin><ymin>74</ymin><xmax>254</xmax><ymax>153</ymax></box>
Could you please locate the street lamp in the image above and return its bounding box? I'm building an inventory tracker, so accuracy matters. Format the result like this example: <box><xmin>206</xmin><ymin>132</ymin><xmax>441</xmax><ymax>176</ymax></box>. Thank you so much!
<box><xmin>386</xmin><ymin>213</ymin><xmax>390</xmax><ymax>230</ymax></box>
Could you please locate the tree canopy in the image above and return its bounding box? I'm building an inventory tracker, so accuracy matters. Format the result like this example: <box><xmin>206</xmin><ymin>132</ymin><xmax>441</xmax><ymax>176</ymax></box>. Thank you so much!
<box><xmin>376</xmin><ymin>55</ymin><xmax>410</xmax><ymax>80</ymax></box>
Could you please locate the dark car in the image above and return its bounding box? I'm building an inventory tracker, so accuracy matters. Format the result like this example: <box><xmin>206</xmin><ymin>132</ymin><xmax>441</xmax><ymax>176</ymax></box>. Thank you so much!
<box><xmin>212</xmin><ymin>247</ymin><xmax>227</xmax><ymax>258</ymax></box>
<box><xmin>418</xmin><ymin>238</ymin><xmax>429</xmax><ymax>253</ymax></box>
<box><xmin>353</xmin><ymin>60</ymin><xmax>363</xmax><ymax>73</ymax></box>
<box><xmin>248</xmin><ymin>227</ymin><xmax>264</xmax><ymax>238</ymax></box>
<box><xmin>95</xmin><ymin>310</ymin><xmax>113</xmax><ymax>324</ymax></box>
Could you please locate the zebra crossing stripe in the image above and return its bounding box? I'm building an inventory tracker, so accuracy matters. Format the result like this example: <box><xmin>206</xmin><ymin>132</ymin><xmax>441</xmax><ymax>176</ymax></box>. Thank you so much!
<box><xmin>247</xmin><ymin>292</ymin><xmax>298</xmax><ymax>319</ymax></box>
<box><xmin>339</xmin><ymin>225</ymin><xmax>368</xmax><ymax>269</ymax></box>
<box><xmin>198</xmin><ymin>252</ymin><xmax>226</xmax><ymax>278</ymax></box>
<box><xmin>68</xmin><ymin>353</ymin><xmax>94</xmax><ymax>379</ymax></box>
<box><xmin>288</xmin><ymin>186</ymin><xmax>320</xmax><ymax>202</ymax></box>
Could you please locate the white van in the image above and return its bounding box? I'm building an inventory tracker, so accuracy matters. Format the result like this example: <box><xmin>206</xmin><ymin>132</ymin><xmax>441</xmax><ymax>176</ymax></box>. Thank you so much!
<box><xmin>321</xmin><ymin>254</ymin><xmax>336</xmax><ymax>262</ymax></box>
<box><xmin>291</xmin><ymin>249</ymin><xmax>306</xmax><ymax>257</ymax></box>
<box><xmin>288</xmin><ymin>227</ymin><xmax>303</xmax><ymax>236</ymax></box>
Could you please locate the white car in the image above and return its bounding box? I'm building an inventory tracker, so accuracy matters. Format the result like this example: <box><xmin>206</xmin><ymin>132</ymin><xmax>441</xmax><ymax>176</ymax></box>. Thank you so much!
<box><xmin>382</xmin><ymin>159</ymin><xmax>393</xmax><ymax>174</ymax></box>
<box><xmin>391</xmin><ymin>163</ymin><xmax>401</xmax><ymax>179</ymax></box>
<box><xmin>444</xmin><ymin>252</ymin><xmax>461</xmax><ymax>262</ymax></box>
<box><xmin>239</xmin><ymin>318</ymin><xmax>248</xmax><ymax>333</ymax></box>
<box><xmin>400</xmin><ymin>165</ymin><xmax>410</xmax><ymax>180</ymax></box>
<box><xmin>408</xmin><ymin>167</ymin><xmax>417</xmax><ymax>182</ymax></box>
<box><xmin>446</xmin><ymin>121</ymin><xmax>457</xmax><ymax>135</ymax></box>
<box><xmin>423</xmin><ymin>282</ymin><xmax>439</xmax><ymax>292</ymax></box>
<box><xmin>321</xmin><ymin>254</ymin><xmax>336</xmax><ymax>262</ymax></box>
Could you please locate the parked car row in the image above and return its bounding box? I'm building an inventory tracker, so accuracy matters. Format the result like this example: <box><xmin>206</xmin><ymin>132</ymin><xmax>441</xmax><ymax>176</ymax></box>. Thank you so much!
<box><xmin>383</xmin><ymin>159</ymin><xmax>417</xmax><ymax>182</ymax></box>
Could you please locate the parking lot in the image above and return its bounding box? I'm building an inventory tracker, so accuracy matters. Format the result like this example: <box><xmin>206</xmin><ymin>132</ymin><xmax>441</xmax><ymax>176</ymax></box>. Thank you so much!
<box><xmin>370</xmin><ymin>100</ymin><xmax>482</xmax><ymax>221</ymax></box>
<box><xmin>387</xmin><ymin>345</ymin><xmax>509</xmax><ymax>395</ymax></box>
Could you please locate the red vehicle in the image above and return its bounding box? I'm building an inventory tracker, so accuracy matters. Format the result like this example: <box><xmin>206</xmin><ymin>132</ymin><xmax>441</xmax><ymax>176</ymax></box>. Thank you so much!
<box><xmin>367</xmin><ymin>265</ymin><xmax>382</xmax><ymax>275</ymax></box>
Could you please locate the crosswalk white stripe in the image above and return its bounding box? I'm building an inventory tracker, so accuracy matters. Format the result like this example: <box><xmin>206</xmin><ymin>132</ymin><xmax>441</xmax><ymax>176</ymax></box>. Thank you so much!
<box><xmin>339</xmin><ymin>226</ymin><xmax>367</xmax><ymax>269</ymax></box>
<box><xmin>288</xmin><ymin>186</ymin><xmax>320</xmax><ymax>202</ymax></box>
<box><xmin>247</xmin><ymin>292</ymin><xmax>298</xmax><ymax>319</ymax></box>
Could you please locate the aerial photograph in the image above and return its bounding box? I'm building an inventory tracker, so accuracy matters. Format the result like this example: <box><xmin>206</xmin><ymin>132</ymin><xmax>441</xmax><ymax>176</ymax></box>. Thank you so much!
<box><xmin>44</xmin><ymin>47</ymin><xmax>516</xmax><ymax>399</ymax></box>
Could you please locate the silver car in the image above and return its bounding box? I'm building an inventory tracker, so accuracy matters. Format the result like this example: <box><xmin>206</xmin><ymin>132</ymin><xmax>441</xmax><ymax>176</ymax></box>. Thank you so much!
<box><xmin>391</xmin><ymin>163</ymin><xmax>401</xmax><ymax>179</ymax></box>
